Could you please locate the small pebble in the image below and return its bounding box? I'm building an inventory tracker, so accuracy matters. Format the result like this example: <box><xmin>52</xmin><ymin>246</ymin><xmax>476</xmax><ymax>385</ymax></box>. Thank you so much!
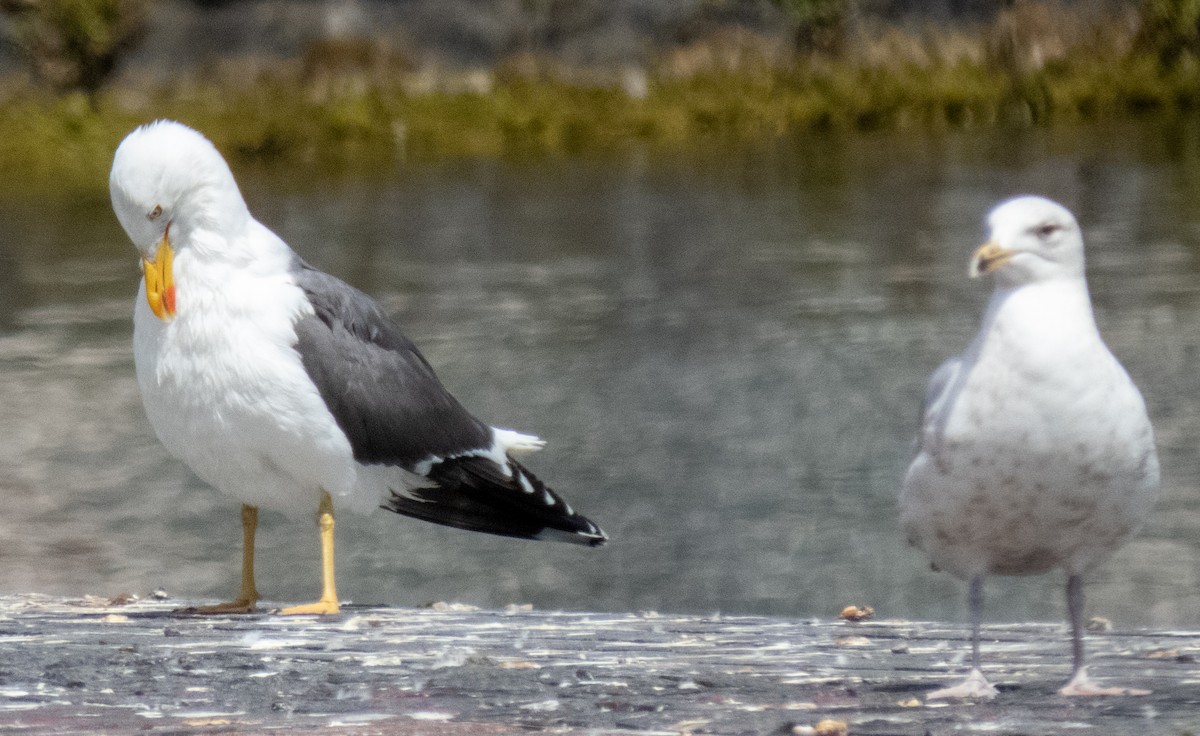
<box><xmin>794</xmin><ymin>719</ymin><xmax>850</xmax><ymax>736</ymax></box>
<box><xmin>839</xmin><ymin>605</ymin><xmax>874</xmax><ymax>622</ymax></box>
<box><xmin>426</xmin><ymin>601</ymin><xmax>480</xmax><ymax>612</ymax></box>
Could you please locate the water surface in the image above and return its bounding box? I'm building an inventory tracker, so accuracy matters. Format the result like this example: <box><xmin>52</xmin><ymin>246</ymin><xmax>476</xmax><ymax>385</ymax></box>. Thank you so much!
<box><xmin>3</xmin><ymin>120</ymin><xmax>1200</xmax><ymax>627</ymax></box>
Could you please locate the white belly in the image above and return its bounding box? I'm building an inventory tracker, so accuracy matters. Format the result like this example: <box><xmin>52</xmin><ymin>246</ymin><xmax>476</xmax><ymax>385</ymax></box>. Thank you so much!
<box><xmin>900</xmin><ymin>336</ymin><xmax>1159</xmax><ymax>579</ymax></box>
<box><xmin>133</xmin><ymin>273</ymin><xmax>383</xmax><ymax>517</ymax></box>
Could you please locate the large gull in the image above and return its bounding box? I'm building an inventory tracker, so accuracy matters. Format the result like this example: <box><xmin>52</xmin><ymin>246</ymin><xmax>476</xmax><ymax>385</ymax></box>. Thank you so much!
<box><xmin>109</xmin><ymin>120</ymin><xmax>607</xmax><ymax>615</ymax></box>
<box><xmin>900</xmin><ymin>195</ymin><xmax>1159</xmax><ymax>698</ymax></box>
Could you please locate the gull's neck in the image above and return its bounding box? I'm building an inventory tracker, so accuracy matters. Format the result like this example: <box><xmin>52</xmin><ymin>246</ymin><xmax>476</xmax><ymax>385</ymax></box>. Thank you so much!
<box><xmin>180</xmin><ymin>216</ymin><xmax>294</xmax><ymax>274</ymax></box>
<box><xmin>973</xmin><ymin>277</ymin><xmax>1101</xmax><ymax>358</ymax></box>
<box><xmin>168</xmin><ymin>174</ymin><xmax>253</xmax><ymax>256</ymax></box>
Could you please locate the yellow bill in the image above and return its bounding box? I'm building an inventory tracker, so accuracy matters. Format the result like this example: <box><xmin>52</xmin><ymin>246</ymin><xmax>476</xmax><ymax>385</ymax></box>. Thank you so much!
<box><xmin>969</xmin><ymin>240</ymin><xmax>1014</xmax><ymax>278</ymax></box>
<box><xmin>143</xmin><ymin>235</ymin><xmax>175</xmax><ymax>320</ymax></box>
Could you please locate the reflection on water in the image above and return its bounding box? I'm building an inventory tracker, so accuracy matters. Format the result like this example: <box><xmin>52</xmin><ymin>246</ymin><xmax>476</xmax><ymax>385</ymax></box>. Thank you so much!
<box><xmin>3</xmin><ymin>120</ymin><xmax>1200</xmax><ymax>627</ymax></box>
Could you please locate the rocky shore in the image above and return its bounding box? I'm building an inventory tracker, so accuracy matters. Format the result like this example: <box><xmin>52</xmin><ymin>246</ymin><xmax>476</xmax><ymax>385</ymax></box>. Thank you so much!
<box><xmin>0</xmin><ymin>594</ymin><xmax>1195</xmax><ymax>735</ymax></box>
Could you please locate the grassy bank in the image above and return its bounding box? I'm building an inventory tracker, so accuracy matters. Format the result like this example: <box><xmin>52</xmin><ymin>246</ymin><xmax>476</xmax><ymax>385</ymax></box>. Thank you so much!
<box><xmin>4</xmin><ymin>2</ymin><xmax>1200</xmax><ymax>197</ymax></box>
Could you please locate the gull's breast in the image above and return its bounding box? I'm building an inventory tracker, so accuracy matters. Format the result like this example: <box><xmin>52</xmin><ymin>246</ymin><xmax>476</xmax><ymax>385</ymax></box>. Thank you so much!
<box><xmin>132</xmin><ymin>255</ymin><xmax>358</xmax><ymax>517</ymax></box>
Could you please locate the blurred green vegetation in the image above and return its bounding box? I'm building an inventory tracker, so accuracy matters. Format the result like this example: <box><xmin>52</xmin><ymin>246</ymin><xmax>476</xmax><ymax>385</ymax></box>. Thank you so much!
<box><xmin>772</xmin><ymin>0</ymin><xmax>853</xmax><ymax>54</ymax></box>
<box><xmin>4</xmin><ymin>0</ymin><xmax>1200</xmax><ymax>196</ymax></box>
<box><xmin>1138</xmin><ymin>0</ymin><xmax>1200</xmax><ymax>65</ymax></box>
<box><xmin>2</xmin><ymin>0</ymin><xmax>147</xmax><ymax>101</ymax></box>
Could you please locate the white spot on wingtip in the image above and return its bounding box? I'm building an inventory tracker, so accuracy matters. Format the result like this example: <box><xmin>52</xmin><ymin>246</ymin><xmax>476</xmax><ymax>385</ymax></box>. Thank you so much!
<box><xmin>518</xmin><ymin>473</ymin><xmax>536</xmax><ymax>494</ymax></box>
<box><xmin>413</xmin><ymin>455</ymin><xmax>443</xmax><ymax>477</ymax></box>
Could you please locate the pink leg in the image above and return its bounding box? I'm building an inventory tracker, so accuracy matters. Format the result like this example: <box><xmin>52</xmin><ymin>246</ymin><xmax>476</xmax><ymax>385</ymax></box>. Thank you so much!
<box><xmin>928</xmin><ymin>576</ymin><xmax>999</xmax><ymax>700</ymax></box>
<box><xmin>1058</xmin><ymin>574</ymin><xmax>1148</xmax><ymax>697</ymax></box>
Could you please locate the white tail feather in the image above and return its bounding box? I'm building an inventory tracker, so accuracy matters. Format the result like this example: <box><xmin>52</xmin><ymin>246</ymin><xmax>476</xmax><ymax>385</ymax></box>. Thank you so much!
<box><xmin>492</xmin><ymin>427</ymin><xmax>546</xmax><ymax>454</ymax></box>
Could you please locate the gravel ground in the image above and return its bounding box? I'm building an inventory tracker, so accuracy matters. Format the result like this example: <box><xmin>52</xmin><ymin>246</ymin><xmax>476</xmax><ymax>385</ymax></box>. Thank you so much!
<box><xmin>0</xmin><ymin>595</ymin><xmax>1194</xmax><ymax>734</ymax></box>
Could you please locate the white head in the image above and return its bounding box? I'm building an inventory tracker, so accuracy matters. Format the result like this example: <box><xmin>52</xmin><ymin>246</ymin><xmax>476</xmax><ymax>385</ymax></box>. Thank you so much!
<box><xmin>110</xmin><ymin>120</ymin><xmax>252</xmax><ymax>321</ymax></box>
<box><xmin>969</xmin><ymin>195</ymin><xmax>1085</xmax><ymax>287</ymax></box>
<box><xmin>109</xmin><ymin>120</ymin><xmax>249</xmax><ymax>260</ymax></box>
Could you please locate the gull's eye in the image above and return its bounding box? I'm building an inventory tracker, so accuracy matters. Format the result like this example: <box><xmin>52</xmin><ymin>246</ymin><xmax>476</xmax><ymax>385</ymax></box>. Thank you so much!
<box><xmin>147</xmin><ymin>204</ymin><xmax>163</xmax><ymax>221</ymax></box>
<box><xmin>1034</xmin><ymin>222</ymin><xmax>1060</xmax><ymax>239</ymax></box>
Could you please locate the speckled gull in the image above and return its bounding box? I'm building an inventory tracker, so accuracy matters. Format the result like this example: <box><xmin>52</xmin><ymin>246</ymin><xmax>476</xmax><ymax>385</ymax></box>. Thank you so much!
<box><xmin>109</xmin><ymin>120</ymin><xmax>607</xmax><ymax>616</ymax></box>
<box><xmin>900</xmin><ymin>195</ymin><xmax>1159</xmax><ymax>699</ymax></box>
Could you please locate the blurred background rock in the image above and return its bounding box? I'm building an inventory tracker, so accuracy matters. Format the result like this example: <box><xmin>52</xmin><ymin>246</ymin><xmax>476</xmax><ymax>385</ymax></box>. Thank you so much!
<box><xmin>2</xmin><ymin>1</ymin><xmax>1199</xmax><ymax>186</ymax></box>
<box><xmin>0</xmin><ymin>1</ymin><xmax>1163</xmax><ymax>83</ymax></box>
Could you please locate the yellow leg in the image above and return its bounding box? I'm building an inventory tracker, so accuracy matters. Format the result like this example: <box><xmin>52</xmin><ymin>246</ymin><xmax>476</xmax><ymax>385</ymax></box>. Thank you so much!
<box><xmin>279</xmin><ymin>491</ymin><xmax>340</xmax><ymax>615</ymax></box>
<box><xmin>177</xmin><ymin>504</ymin><xmax>260</xmax><ymax>615</ymax></box>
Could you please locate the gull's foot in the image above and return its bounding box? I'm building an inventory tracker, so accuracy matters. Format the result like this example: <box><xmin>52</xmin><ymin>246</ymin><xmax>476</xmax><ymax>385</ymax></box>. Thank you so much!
<box><xmin>278</xmin><ymin>598</ymin><xmax>340</xmax><ymax>616</ymax></box>
<box><xmin>927</xmin><ymin>668</ymin><xmax>999</xmax><ymax>700</ymax></box>
<box><xmin>1059</xmin><ymin>667</ymin><xmax>1150</xmax><ymax>697</ymax></box>
<box><xmin>174</xmin><ymin>599</ymin><xmax>258</xmax><ymax>615</ymax></box>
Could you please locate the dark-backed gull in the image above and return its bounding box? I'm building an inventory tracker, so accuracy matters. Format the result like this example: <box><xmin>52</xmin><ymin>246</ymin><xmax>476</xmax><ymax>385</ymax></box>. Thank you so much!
<box><xmin>109</xmin><ymin>120</ymin><xmax>607</xmax><ymax>615</ymax></box>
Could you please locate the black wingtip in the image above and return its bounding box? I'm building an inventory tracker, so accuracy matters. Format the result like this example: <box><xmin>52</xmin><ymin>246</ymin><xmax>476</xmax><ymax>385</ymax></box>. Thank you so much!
<box><xmin>583</xmin><ymin>518</ymin><xmax>609</xmax><ymax>547</ymax></box>
<box><xmin>539</xmin><ymin>521</ymin><xmax>609</xmax><ymax>547</ymax></box>
<box><xmin>383</xmin><ymin>455</ymin><xmax>608</xmax><ymax>547</ymax></box>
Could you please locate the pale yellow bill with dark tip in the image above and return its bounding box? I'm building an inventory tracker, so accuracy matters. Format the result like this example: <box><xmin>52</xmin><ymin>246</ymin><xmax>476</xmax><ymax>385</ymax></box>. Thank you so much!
<box><xmin>969</xmin><ymin>240</ymin><xmax>1014</xmax><ymax>278</ymax></box>
<box><xmin>142</xmin><ymin>235</ymin><xmax>175</xmax><ymax>320</ymax></box>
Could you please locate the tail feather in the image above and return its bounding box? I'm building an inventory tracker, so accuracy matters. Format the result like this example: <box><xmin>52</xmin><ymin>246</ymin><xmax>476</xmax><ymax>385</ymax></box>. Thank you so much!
<box><xmin>492</xmin><ymin>427</ymin><xmax>545</xmax><ymax>455</ymax></box>
<box><xmin>382</xmin><ymin>456</ymin><xmax>607</xmax><ymax>547</ymax></box>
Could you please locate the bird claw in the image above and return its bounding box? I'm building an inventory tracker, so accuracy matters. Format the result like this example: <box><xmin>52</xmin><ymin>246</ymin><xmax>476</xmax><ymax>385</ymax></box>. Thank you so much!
<box><xmin>927</xmin><ymin>668</ymin><xmax>999</xmax><ymax>700</ymax></box>
<box><xmin>277</xmin><ymin>598</ymin><xmax>341</xmax><ymax>616</ymax></box>
<box><xmin>1059</xmin><ymin>667</ymin><xmax>1149</xmax><ymax>697</ymax></box>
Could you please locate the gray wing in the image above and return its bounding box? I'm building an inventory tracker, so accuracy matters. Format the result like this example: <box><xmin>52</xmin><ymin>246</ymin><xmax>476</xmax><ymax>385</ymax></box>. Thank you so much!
<box><xmin>291</xmin><ymin>262</ymin><xmax>607</xmax><ymax>547</ymax></box>
<box><xmin>291</xmin><ymin>263</ymin><xmax>491</xmax><ymax>469</ymax></box>
<box><xmin>914</xmin><ymin>355</ymin><xmax>964</xmax><ymax>454</ymax></box>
